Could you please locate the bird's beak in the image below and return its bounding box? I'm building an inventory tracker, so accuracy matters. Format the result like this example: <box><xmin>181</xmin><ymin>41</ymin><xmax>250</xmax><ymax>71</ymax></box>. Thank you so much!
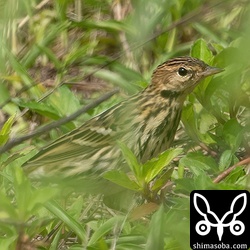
<box><xmin>200</xmin><ymin>66</ymin><xmax>224</xmax><ymax>77</ymax></box>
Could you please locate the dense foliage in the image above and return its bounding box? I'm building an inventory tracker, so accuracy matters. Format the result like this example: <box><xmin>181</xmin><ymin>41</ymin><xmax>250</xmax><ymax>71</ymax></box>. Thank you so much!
<box><xmin>0</xmin><ymin>0</ymin><xmax>249</xmax><ymax>249</ymax></box>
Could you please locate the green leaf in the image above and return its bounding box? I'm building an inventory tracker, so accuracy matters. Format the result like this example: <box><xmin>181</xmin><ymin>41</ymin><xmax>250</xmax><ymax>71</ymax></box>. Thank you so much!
<box><xmin>0</xmin><ymin>190</ymin><xmax>18</xmax><ymax>220</ymax></box>
<box><xmin>222</xmin><ymin>119</ymin><xmax>244</xmax><ymax>151</ymax></box>
<box><xmin>118</xmin><ymin>142</ymin><xmax>143</xmax><ymax>181</ymax></box>
<box><xmin>194</xmin><ymin>174</ymin><xmax>214</xmax><ymax>190</ymax></box>
<box><xmin>219</xmin><ymin>150</ymin><xmax>234</xmax><ymax>171</ymax></box>
<box><xmin>110</xmin><ymin>62</ymin><xmax>145</xmax><ymax>83</ymax></box>
<box><xmin>13</xmin><ymin>166</ymin><xmax>33</xmax><ymax>220</ymax></box>
<box><xmin>176</xmin><ymin>173</ymin><xmax>214</xmax><ymax>192</ymax></box>
<box><xmin>27</xmin><ymin>187</ymin><xmax>58</xmax><ymax>214</ymax></box>
<box><xmin>143</xmin><ymin>148</ymin><xmax>183</xmax><ymax>183</ymax></box>
<box><xmin>151</xmin><ymin>167</ymin><xmax>174</xmax><ymax>192</ymax></box>
<box><xmin>199</xmin><ymin>111</ymin><xmax>217</xmax><ymax>135</ymax></box>
<box><xmin>103</xmin><ymin>170</ymin><xmax>141</xmax><ymax>191</ymax></box>
<box><xmin>191</xmin><ymin>39</ymin><xmax>216</xmax><ymax>95</ymax></box>
<box><xmin>93</xmin><ymin>69</ymin><xmax>138</xmax><ymax>94</ymax></box>
<box><xmin>0</xmin><ymin>236</ymin><xmax>17</xmax><ymax>250</ymax></box>
<box><xmin>191</xmin><ymin>38</ymin><xmax>213</xmax><ymax>63</ymax></box>
<box><xmin>45</xmin><ymin>200</ymin><xmax>86</xmax><ymax>244</ymax></box>
<box><xmin>67</xmin><ymin>196</ymin><xmax>84</xmax><ymax>220</ymax></box>
<box><xmin>17</xmin><ymin>101</ymin><xmax>61</xmax><ymax>120</ymax></box>
<box><xmin>146</xmin><ymin>205</ymin><xmax>165</xmax><ymax>250</ymax></box>
<box><xmin>11</xmin><ymin>166</ymin><xmax>58</xmax><ymax>220</ymax></box>
<box><xmin>48</xmin><ymin>85</ymin><xmax>81</xmax><ymax>116</ymax></box>
<box><xmin>180</xmin><ymin>152</ymin><xmax>218</xmax><ymax>176</ymax></box>
<box><xmin>181</xmin><ymin>103</ymin><xmax>200</xmax><ymax>142</ymax></box>
<box><xmin>0</xmin><ymin>83</ymin><xmax>20</xmax><ymax>115</ymax></box>
<box><xmin>0</xmin><ymin>114</ymin><xmax>15</xmax><ymax>146</ymax></box>
<box><xmin>87</xmin><ymin>216</ymin><xmax>125</xmax><ymax>246</ymax></box>
<box><xmin>224</xmin><ymin>167</ymin><xmax>245</xmax><ymax>184</ymax></box>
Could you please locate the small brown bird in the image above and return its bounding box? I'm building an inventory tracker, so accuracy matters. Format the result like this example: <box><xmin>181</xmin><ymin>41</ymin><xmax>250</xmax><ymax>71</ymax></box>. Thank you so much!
<box><xmin>24</xmin><ymin>57</ymin><xmax>223</xmax><ymax>177</ymax></box>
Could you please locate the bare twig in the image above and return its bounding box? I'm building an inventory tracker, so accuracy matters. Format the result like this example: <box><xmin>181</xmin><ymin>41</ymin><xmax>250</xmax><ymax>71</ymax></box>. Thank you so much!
<box><xmin>199</xmin><ymin>143</ymin><xmax>218</xmax><ymax>157</ymax></box>
<box><xmin>213</xmin><ymin>157</ymin><xmax>250</xmax><ymax>183</ymax></box>
<box><xmin>0</xmin><ymin>88</ymin><xmax>119</xmax><ymax>154</ymax></box>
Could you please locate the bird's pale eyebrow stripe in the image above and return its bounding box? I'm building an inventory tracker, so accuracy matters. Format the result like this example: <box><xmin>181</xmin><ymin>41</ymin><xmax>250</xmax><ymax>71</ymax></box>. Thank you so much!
<box><xmin>157</xmin><ymin>62</ymin><xmax>183</xmax><ymax>70</ymax></box>
<box><xmin>157</xmin><ymin>57</ymin><xmax>199</xmax><ymax>68</ymax></box>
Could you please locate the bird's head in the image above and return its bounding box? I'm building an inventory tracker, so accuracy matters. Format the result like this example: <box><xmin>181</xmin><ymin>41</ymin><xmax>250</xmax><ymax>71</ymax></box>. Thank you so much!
<box><xmin>151</xmin><ymin>57</ymin><xmax>223</xmax><ymax>96</ymax></box>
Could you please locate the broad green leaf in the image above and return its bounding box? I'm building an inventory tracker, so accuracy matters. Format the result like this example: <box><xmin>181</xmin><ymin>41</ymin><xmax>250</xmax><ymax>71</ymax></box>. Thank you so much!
<box><xmin>210</xmin><ymin>43</ymin><xmax>224</xmax><ymax>54</ymax></box>
<box><xmin>145</xmin><ymin>205</ymin><xmax>165</xmax><ymax>250</ymax></box>
<box><xmin>219</xmin><ymin>150</ymin><xmax>234</xmax><ymax>171</ymax></box>
<box><xmin>175</xmin><ymin>177</ymin><xmax>197</xmax><ymax>193</ymax></box>
<box><xmin>12</xmin><ymin>166</ymin><xmax>58</xmax><ymax>220</ymax></box>
<box><xmin>67</xmin><ymin>196</ymin><xmax>84</xmax><ymax>220</ymax></box>
<box><xmin>191</xmin><ymin>39</ymin><xmax>216</xmax><ymax>96</ymax></box>
<box><xmin>194</xmin><ymin>174</ymin><xmax>213</xmax><ymax>190</ymax></box>
<box><xmin>13</xmin><ymin>166</ymin><xmax>34</xmax><ymax>220</ymax></box>
<box><xmin>197</xmin><ymin>110</ymin><xmax>217</xmax><ymax>144</ymax></box>
<box><xmin>103</xmin><ymin>170</ymin><xmax>141</xmax><ymax>191</ymax></box>
<box><xmin>1</xmin><ymin>147</ymin><xmax>38</xmax><ymax>169</ymax></box>
<box><xmin>191</xmin><ymin>38</ymin><xmax>213</xmax><ymax>63</ymax></box>
<box><xmin>224</xmin><ymin>167</ymin><xmax>245</xmax><ymax>184</ymax></box>
<box><xmin>118</xmin><ymin>142</ymin><xmax>143</xmax><ymax>181</ymax></box>
<box><xmin>180</xmin><ymin>152</ymin><xmax>218</xmax><ymax>176</ymax></box>
<box><xmin>48</xmin><ymin>85</ymin><xmax>81</xmax><ymax>116</ymax></box>
<box><xmin>199</xmin><ymin>111</ymin><xmax>217</xmax><ymax>135</ymax></box>
<box><xmin>181</xmin><ymin>103</ymin><xmax>200</xmax><ymax>142</ymax></box>
<box><xmin>0</xmin><ymin>83</ymin><xmax>20</xmax><ymax>115</ymax></box>
<box><xmin>0</xmin><ymin>236</ymin><xmax>17</xmax><ymax>250</ymax></box>
<box><xmin>163</xmin><ymin>198</ymin><xmax>190</xmax><ymax>250</ymax></box>
<box><xmin>0</xmin><ymin>114</ymin><xmax>15</xmax><ymax>146</ymax></box>
<box><xmin>151</xmin><ymin>167</ymin><xmax>174</xmax><ymax>192</ymax></box>
<box><xmin>16</xmin><ymin>101</ymin><xmax>60</xmax><ymax>120</ymax></box>
<box><xmin>143</xmin><ymin>148</ymin><xmax>183</xmax><ymax>183</ymax></box>
<box><xmin>27</xmin><ymin>187</ymin><xmax>58</xmax><ymax>213</ymax></box>
<box><xmin>177</xmin><ymin>173</ymin><xmax>214</xmax><ymax>192</ymax></box>
<box><xmin>222</xmin><ymin>119</ymin><xmax>244</xmax><ymax>151</ymax></box>
<box><xmin>0</xmin><ymin>190</ymin><xmax>18</xmax><ymax>220</ymax></box>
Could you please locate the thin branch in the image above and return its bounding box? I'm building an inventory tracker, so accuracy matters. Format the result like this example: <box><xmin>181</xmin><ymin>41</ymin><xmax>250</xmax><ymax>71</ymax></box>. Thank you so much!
<box><xmin>199</xmin><ymin>143</ymin><xmax>218</xmax><ymax>157</ymax></box>
<box><xmin>0</xmin><ymin>88</ymin><xmax>119</xmax><ymax>154</ymax></box>
<box><xmin>213</xmin><ymin>157</ymin><xmax>250</xmax><ymax>183</ymax></box>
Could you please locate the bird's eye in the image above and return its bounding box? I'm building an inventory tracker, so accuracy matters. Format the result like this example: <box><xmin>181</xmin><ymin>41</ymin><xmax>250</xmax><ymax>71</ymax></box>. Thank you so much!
<box><xmin>178</xmin><ymin>67</ymin><xmax>188</xmax><ymax>77</ymax></box>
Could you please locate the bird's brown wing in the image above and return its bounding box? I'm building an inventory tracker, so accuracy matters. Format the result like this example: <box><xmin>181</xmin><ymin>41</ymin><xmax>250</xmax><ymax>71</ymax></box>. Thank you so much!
<box><xmin>23</xmin><ymin>101</ymin><xmax>137</xmax><ymax>176</ymax></box>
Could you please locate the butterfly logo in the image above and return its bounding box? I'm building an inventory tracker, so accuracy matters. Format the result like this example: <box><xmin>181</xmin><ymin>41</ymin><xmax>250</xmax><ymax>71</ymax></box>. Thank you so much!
<box><xmin>193</xmin><ymin>192</ymin><xmax>247</xmax><ymax>241</ymax></box>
